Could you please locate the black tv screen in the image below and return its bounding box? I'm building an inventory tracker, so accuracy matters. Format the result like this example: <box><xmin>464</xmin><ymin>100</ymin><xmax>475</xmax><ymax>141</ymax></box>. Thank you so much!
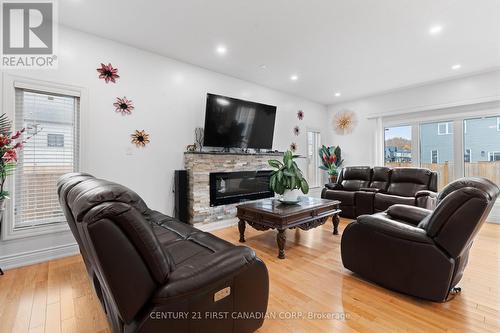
<box><xmin>203</xmin><ymin>93</ymin><xmax>277</xmax><ymax>149</ymax></box>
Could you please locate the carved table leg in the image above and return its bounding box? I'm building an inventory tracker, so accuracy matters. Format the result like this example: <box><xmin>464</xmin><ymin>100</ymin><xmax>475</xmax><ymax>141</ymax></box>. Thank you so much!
<box><xmin>277</xmin><ymin>229</ymin><xmax>286</xmax><ymax>259</ymax></box>
<box><xmin>332</xmin><ymin>214</ymin><xmax>340</xmax><ymax>235</ymax></box>
<box><xmin>238</xmin><ymin>219</ymin><xmax>246</xmax><ymax>242</ymax></box>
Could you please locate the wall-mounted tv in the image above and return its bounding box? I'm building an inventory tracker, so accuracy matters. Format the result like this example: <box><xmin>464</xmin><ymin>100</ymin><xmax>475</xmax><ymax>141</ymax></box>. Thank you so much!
<box><xmin>203</xmin><ymin>93</ymin><xmax>277</xmax><ymax>149</ymax></box>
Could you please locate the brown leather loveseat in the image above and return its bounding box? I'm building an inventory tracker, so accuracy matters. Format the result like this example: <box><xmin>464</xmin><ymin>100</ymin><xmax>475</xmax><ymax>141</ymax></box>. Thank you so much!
<box><xmin>57</xmin><ymin>173</ymin><xmax>269</xmax><ymax>333</ymax></box>
<box><xmin>341</xmin><ymin>177</ymin><xmax>500</xmax><ymax>301</ymax></box>
<box><xmin>321</xmin><ymin>166</ymin><xmax>438</xmax><ymax>218</ymax></box>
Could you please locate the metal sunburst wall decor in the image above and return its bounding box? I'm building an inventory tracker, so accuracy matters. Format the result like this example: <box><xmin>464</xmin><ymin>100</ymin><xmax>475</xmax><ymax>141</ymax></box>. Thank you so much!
<box><xmin>333</xmin><ymin>110</ymin><xmax>357</xmax><ymax>135</ymax></box>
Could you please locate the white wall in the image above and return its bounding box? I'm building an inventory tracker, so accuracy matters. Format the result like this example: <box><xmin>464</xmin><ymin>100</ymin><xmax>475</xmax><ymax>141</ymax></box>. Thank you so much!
<box><xmin>0</xmin><ymin>27</ymin><xmax>328</xmax><ymax>268</ymax></box>
<box><xmin>327</xmin><ymin>70</ymin><xmax>500</xmax><ymax>166</ymax></box>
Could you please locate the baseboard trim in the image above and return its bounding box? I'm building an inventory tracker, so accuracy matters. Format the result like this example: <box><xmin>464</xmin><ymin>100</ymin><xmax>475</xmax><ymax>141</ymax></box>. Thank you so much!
<box><xmin>195</xmin><ymin>218</ymin><xmax>238</xmax><ymax>232</ymax></box>
<box><xmin>0</xmin><ymin>243</ymin><xmax>79</xmax><ymax>271</ymax></box>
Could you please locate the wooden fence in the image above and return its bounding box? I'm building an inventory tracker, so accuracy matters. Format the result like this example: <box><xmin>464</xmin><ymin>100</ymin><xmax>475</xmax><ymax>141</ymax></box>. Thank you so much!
<box><xmin>386</xmin><ymin>161</ymin><xmax>500</xmax><ymax>191</ymax></box>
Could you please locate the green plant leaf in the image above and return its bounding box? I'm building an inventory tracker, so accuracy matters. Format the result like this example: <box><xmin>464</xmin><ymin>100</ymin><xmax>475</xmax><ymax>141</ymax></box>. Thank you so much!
<box><xmin>300</xmin><ymin>179</ymin><xmax>309</xmax><ymax>194</ymax></box>
<box><xmin>268</xmin><ymin>159</ymin><xmax>283</xmax><ymax>169</ymax></box>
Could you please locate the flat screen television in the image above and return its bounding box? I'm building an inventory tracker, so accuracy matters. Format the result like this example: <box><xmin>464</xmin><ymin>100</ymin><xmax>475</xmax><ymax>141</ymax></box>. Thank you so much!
<box><xmin>203</xmin><ymin>93</ymin><xmax>277</xmax><ymax>149</ymax></box>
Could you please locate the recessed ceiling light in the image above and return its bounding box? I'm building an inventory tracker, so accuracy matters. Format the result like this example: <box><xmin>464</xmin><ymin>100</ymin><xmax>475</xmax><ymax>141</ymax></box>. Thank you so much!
<box><xmin>216</xmin><ymin>45</ymin><xmax>227</xmax><ymax>55</ymax></box>
<box><xmin>451</xmin><ymin>64</ymin><xmax>462</xmax><ymax>70</ymax></box>
<box><xmin>429</xmin><ymin>25</ymin><xmax>443</xmax><ymax>35</ymax></box>
<box><xmin>334</xmin><ymin>92</ymin><xmax>341</xmax><ymax>97</ymax></box>
<box><xmin>259</xmin><ymin>64</ymin><xmax>267</xmax><ymax>70</ymax></box>
<box><xmin>290</xmin><ymin>75</ymin><xmax>298</xmax><ymax>81</ymax></box>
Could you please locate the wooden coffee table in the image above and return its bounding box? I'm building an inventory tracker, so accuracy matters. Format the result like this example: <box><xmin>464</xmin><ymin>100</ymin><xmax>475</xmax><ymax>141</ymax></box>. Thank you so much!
<box><xmin>237</xmin><ymin>197</ymin><xmax>341</xmax><ymax>259</ymax></box>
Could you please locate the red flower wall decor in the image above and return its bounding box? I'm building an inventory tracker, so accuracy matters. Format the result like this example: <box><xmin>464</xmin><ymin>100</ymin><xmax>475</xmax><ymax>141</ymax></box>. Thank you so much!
<box><xmin>113</xmin><ymin>97</ymin><xmax>134</xmax><ymax>115</ymax></box>
<box><xmin>297</xmin><ymin>110</ymin><xmax>304</xmax><ymax>120</ymax></box>
<box><xmin>293</xmin><ymin>126</ymin><xmax>300</xmax><ymax>136</ymax></box>
<box><xmin>131</xmin><ymin>130</ymin><xmax>150</xmax><ymax>147</ymax></box>
<box><xmin>97</xmin><ymin>63</ymin><xmax>120</xmax><ymax>83</ymax></box>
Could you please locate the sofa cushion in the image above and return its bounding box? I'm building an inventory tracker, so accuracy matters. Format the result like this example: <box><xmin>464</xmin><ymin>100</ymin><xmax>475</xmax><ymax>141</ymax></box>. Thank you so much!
<box><xmin>370</xmin><ymin>167</ymin><xmax>391</xmax><ymax>191</ymax></box>
<box><xmin>387</xmin><ymin>168</ymin><xmax>433</xmax><ymax>197</ymax></box>
<box><xmin>341</xmin><ymin>166</ymin><xmax>372</xmax><ymax>191</ymax></box>
<box><xmin>374</xmin><ymin>193</ymin><xmax>415</xmax><ymax>211</ymax></box>
<box><xmin>323</xmin><ymin>190</ymin><xmax>356</xmax><ymax>205</ymax></box>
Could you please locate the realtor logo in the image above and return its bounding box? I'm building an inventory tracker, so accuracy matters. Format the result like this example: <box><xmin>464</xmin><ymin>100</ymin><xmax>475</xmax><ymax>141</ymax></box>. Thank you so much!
<box><xmin>1</xmin><ymin>0</ymin><xmax>58</xmax><ymax>68</ymax></box>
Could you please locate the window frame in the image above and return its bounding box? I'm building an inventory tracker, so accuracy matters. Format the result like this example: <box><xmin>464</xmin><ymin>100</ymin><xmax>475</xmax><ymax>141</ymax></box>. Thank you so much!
<box><xmin>437</xmin><ymin>122</ymin><xmax>452</xmax><ymax>135</ymax></box>
<box><xmin>1</xmin><ymin>74</ymin><xmax>87</xmax><ymax>241</ymax></box>
<box><xmin>47</xmin><ymin>133</ymin><xmax>65</xmax><ymax>148</ymax></box>
<box><xmin>431</xmin><ymin>149</ymin><xmax>439</xmax><ymax>164</ymax></box>
<box><xmin>464</xmin><ymin>148</ymin><xmax>471</xmax><ymax>163</ymax></box>
<box><xmin>488</xmin><ymin>151</ymin><xmax>500</xmax><ymax>162</ymax></box>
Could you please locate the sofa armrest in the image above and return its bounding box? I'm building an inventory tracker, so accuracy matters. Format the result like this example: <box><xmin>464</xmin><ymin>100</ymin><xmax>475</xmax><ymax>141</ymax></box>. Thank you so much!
<box><xmin>359</xmin><ymin>187</ymin><xmax>380</xmax><ymax>193</ymax></box>
<box><xmin>325</xmin><ymin>183</ymin><xmax>343</xmax><ymax>190</ymax></box>
<box><xmin>386</xmin><ymin>204</ymin><xmax>432</xmax><ymax>226</ymax></box>
<box><xmin>415</xmin><ymin>190</ymin><xmax>438</xmax><ymax>210</ymax></box>
<box><xmin>357</xmin><ymin>214</ymin><xmax>432</xmax><ymax>244</ymax></box>
<box><xmin>153</xmin><ymin>246</ymin><xmax>258</xmax><ymax>301</ymax></box>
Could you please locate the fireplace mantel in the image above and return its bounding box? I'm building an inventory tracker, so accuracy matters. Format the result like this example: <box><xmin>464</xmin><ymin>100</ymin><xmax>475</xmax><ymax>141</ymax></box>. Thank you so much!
<box><xmin>184</xmin><ymin>151</ymin><xmax>283</xmax><ymax>157</ymax></box>
<box><xmin>184</xmin><ymin>152</ymin><xmax>279</xmax><ymax>225</ymax></box>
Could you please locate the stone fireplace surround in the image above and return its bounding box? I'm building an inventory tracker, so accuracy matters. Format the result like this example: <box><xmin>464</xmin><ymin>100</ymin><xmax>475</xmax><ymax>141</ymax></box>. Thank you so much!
<box><xmin>184</xmin><ymin>151</ymin><xmax>282</xmax><ymax>226</ymax></box>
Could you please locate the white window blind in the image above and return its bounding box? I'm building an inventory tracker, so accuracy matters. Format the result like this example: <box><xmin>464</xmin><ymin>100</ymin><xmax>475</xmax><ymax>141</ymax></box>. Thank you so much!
<box><xmin>14</xmin><ymin>88</ymin><xmax>80</xmax><ymax>229</ymax></box>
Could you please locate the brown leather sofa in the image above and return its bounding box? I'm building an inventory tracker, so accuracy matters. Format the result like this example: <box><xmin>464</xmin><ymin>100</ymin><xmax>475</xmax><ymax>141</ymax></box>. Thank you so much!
<box><xmin>57</xmin><ymin>173</ymin><xmax>269</xmax><ymax>333</ymax></box>
<box><xmin>321</xmin><ymin>166</ymin><xmax>438</xmax><ymax>218</ymax></box>
<box><xmin>341</xmin><ymin>177</ymin><xmax>500</xmax><ymax>302</ymax></box>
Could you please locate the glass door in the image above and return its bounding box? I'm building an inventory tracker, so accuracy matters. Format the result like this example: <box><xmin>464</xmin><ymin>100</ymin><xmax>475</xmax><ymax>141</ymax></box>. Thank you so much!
<box><xmin>463</xmin><ymin>116</ymin><xmax>500</xmax><ymax>191</ymax></box>
<box><xmin>420</xmin><ymin>121</ymin><xmax>454</xmax><ymax>190</ymax></box>
<box><xmin>307</xmin><ymin>131</ymin><xmax>322</xmax><ymax>188</ymax></box>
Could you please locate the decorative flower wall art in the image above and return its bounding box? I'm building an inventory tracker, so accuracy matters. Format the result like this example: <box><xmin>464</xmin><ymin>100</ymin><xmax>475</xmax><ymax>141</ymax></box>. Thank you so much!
<box><xmin>293</xmin><ymin>126</ymin><xmax>300</xmax><ymax>136</ymax></box>
<box><xmin>333</xmin><ymin>110</ymin><xmax>358</xmax><ymax>135</ymax></box>
<box><xmin>113</xmin><ymin>97</ymin><xmax>134</xmax><ymax>115</ymax></box>
<box><xmin>97</xmin><ymin>63</ymin><xmax>120</xmax><ymax>83</ymax></box>
<box><xmin>290</xmin><ymin>142</ymin><xmax>297</xmax><ymax>152</ymax></box>
<box><xmin>297</xmin><ymin>110</ymin><xmax>304</xmax><ymax>120</ymax></box>
<box><xmin>131</xmin><ymin>130</ymin><xmax>150</xmax><ymax>147</ymax></box>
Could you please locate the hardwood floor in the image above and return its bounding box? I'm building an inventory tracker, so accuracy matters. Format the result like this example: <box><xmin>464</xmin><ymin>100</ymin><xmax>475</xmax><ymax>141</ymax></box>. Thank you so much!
<box><xmin>1</xmin><ymin>218</ymin><xmax>499</xmax><ymax>333</ymax></box>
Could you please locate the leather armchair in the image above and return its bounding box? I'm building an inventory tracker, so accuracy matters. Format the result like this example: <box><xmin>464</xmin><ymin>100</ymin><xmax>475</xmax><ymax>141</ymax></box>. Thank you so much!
<box><xmin>341</xmin><ymin>177</ymin><xmax>499</xmax><ymax>302</ymax></box>
<box><xmin>58</xmin><ymin>173</ymin><xmax>269</xmax><ymax>333</ymax></box>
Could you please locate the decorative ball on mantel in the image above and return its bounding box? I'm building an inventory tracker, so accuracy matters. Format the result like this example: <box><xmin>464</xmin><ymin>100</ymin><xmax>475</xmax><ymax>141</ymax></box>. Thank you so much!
<box><xmin>333</xmin><ymin>110</ymin><xmax>357</xmax><ymax>135</ymax></box>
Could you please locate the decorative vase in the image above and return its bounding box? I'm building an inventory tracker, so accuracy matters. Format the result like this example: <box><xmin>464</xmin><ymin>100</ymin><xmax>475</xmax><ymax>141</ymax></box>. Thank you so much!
<box><xmin>282</xmin><ymin>189</ymin><xmax>299</xmax><ymax>202</ymax></box>
<box><xmin>329</xmin><ymin>174</ymin><xmax>338</xmax><ymax>183</ymax></box>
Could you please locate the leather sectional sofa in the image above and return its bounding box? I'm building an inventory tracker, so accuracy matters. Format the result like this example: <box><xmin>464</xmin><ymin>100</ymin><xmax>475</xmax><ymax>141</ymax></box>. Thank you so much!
<box><xmin>341</xmin><ymin>177</ymin><xmax>500</xmax><ymax>301</ymax></box>
<box><xmin>321</xmin><ymin>166</ymin><xmax>438</xmax><ymax>218</ymax></box>
<box><xmin>57</xmin><ymin>173</ymin><xmax>269</xmax><ymax>333</ymax></box>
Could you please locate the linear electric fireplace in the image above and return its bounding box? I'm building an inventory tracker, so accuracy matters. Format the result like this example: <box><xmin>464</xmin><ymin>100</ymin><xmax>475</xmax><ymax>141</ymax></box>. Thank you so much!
<box><xmin>209</xmin><ymin>170</ymin><xmax>274</xmax><ymax>206</ymax></box>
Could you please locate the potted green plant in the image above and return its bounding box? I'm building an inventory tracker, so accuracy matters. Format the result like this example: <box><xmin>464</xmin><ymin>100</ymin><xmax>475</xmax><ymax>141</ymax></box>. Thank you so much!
<box><xmin>268</xmin><ymin>150</ymin><xmax>309</xmax><ymax>202</ymax></box>
<box><xmin>319</xmin><ymin>145</ymin><xmax>344</xmax><ymax>183</ymax></box>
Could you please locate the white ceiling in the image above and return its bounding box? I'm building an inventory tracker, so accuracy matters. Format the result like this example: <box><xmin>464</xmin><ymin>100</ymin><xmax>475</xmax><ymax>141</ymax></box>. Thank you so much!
<box><xmin>60</xmin><ymin>0</ymin><xmax>500</xmax><ymax>105</ymax></box>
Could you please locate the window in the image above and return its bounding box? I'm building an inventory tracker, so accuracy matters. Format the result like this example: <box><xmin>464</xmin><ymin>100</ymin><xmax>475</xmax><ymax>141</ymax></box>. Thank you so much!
<box><xmin>431</xmin><ymin>150</ymin><xmax>439</xmax><ymax>164</ymax></box>
<box><xmin>464</xmin><ymin>149</ymin><xmax>471</xmax><ymax>163</ymax></box>
<box><xmin>488</xmin><ymin>152</ymin><xmax>500</xmax><ymax>162</ymax></box>
<box><xmin>47</xmin><ymin>133</ymin><xmax>64</xmax><ymax>147</ymax></box>
<box><xmin>437</xmin><ymin>122</ymin><xmax>452</xmax><ymax>135</ymax></box>
<box><xmin>384</xmin><ymin>125</ymin><xmax>412</xmax><ymax>166</ymax></box>
<box><xmin>420</xmin><ymin>121</ymin><xmax>454</xmax><ymax>190</ymax></box>
<box><xmin>306</xmin><ymin>131</ymin><xmax>322</xmax><ymax>188</ymax></box>
<box><xmin>14</xmin><ymin>88</ymin><xmax>80</xmax><ymax>229</ymax></box>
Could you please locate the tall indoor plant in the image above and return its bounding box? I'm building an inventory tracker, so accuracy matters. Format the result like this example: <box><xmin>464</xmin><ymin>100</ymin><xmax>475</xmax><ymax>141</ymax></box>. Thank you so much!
<box><xmin>268</xmin><ymin>150</ymin><xmax>309</xmax><ymax>202</ymax></box>
<box><xmin>0</xmin><ymin>113</ymin><xmax>29</xmax><ymax>213</ymax></box>
<box><xmin>319</xmin><ymin>145</ymin><xmax>344</xmax><ymax>183</ymax></box>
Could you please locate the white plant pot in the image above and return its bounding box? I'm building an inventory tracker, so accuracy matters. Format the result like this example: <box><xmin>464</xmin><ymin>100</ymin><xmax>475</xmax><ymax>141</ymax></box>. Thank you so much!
<box><xmin>282</xmin><ymin>189</ymin><xmax>299</xmax><ymax>202</ymax></box>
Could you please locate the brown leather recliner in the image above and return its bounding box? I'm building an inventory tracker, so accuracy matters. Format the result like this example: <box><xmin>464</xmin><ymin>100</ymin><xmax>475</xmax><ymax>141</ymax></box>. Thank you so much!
<box><xmin>341</xmin><ymin>177</ymin><xmax>500</xmax><ymax>302</ymax></box>
<box><xmin>57</xmin><ymin>173</ymin><xmax>269</xmax><ymax>333</ymax></box>
<box><xmin>321</xmin><ymin>166</ymin><xmax>438</xmax><ymax>218</ymax></box>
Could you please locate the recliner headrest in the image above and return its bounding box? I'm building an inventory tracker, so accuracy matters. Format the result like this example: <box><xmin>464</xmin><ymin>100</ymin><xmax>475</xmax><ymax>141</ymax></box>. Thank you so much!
<box><xmin>438</xmin><ymin>177</ymin><xmax>500</xmax><ymax>202</ymax></box>
<box><xmin>67</xmin><ymin>178</ymin><xmax>149</xmax><ymax>222</ymax></box>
